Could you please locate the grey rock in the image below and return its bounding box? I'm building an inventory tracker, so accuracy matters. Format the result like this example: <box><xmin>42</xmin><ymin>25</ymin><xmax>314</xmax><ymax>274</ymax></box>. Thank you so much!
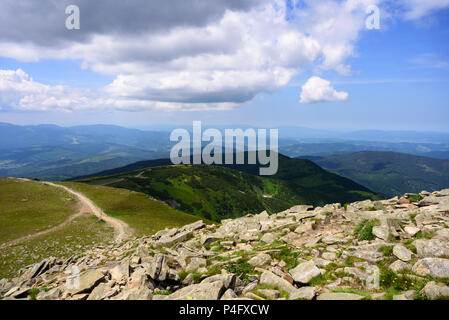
<box><xmin>259</xmin><ymin>271</ymin><xmax>297</xmax><ymax>297</ymax></box>
<box><xmin>221</xmin><ymin>289</ymin><xmax>238</xmax><ymax>300</ymax></box>
<box><xmin>393</xmin><ymin>245</ymin><xmax>413</xmax><ymax>262</ymax></box>
<box><xmin>422</xmin><ymin>281</ymin><xmax>449</xmax><ymax>300</ymax></box>
<box><xmin>415</xmin><ymin>239</ymin><xmax>449</xmax><ymax>258</ymax></box>
<box><xmin>290</xmin><ymin>286</ymin><xmax>316</xmax><ymax>300</ymax></box>
<box><xmin>317</xmin><ymin>292</ymin><xmax>365</xmax><ymax>300</ymax></box>
<box><xmin>71</xmin><ymin>269</ymin><xmax>105</xmax><ymax>295</ymax></box>
<box><xmin>412</xmin><ymin>258</ymin><xmax>449</xmax><ymax>278</ymax></box>
<box><xmin>257</xmin><ymin>289</ymin><xmax>280</xmax><ymax>300</ymax></box>
<box><xmin>260</xmin><ymin>233</ymin><xmax>276</xmax><ymax>244</ymax></box>
<box><xmin>248</xmin><ymin>253</ymin><xmax>272</xmax><ymax>267</ymax></box>
<box><xmin>393</xmin><ymin>290</ymin><xmax>415</xmax><ymax>300</ymax></box>
<box><xmin>389</xmin><ymin>260</ymin><xmax>411</xmax><ymax>273</ymax></box>
<box><xmin>289</xmin><ymin>260</ymin><xmax>321</xmax><ymax>284</ymax></box>
<box><xmin>169</xmin><ymin>281</ymin><xmax>225</xmax><ymax>300</ymax></box>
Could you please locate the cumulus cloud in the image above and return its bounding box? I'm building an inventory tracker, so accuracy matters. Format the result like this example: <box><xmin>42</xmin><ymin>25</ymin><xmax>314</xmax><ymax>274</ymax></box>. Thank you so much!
<box><xmin>400</xmin><ymin>0</ymin><xmax>449</xmax><ymax>20</ymax></box>
<box><xmin>299</xmin><ymin>76</ymin><xmax>349</xmax><ymax>104</ymax></box>
<box><xmin>0</xmin><ymin>0</ymin><xmax>447</xmax><ymax>112</ymax></box>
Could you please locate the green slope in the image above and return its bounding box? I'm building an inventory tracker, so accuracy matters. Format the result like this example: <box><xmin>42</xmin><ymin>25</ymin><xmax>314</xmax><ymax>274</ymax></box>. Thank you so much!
<box><xmin>75</xmin><ymin>154</ymin><xmax>380</xmax><ymax>221</ymax></box>
<box><xmin>315</xmin><ymin>151</ymin><xmax>449</xmax><ymax>197</ymax></box>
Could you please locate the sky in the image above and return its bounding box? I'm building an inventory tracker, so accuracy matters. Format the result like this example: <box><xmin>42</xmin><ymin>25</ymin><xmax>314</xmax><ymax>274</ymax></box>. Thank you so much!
<box><xmin>0</xmin><ymin>0</ymin><xmax>448</xmax><ymax>131</ymax></box>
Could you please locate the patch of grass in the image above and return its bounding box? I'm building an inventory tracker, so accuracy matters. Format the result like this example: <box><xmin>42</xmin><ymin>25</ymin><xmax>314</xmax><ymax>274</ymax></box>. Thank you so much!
<box><xmin>271</xmin><ymin>247</ymin><xmax>300</xmax><ymax>270</ymax></box>
<box><xmin>354</xmin><ymin>220</ymin><xmax>376</xmax><ymax>241</ymax></box>
<box><xmin>408</xmin><ymin>195</ymin><xmax>424</xmax><ymax>203</ymax></box>
<box><xmin>153</xmin><ymin>290</ymin><xmax>171</xmax><ymax>295</ymax></box>
<box><xmin>28</xmin><ymin>288</ymin><xmax>40</xmax><ymax>300</ymax></box>
<box><xmin>0</xmin><ymin>178</ymin><xmax>78</xmax><ymax>245</ymax></box>
<box><xmin>416</xmin><ymin>231</ymin><xmax>436</xmax><ymax>239</ymax></box>
<box><xmin>378</xmin><ymin>245</ymin><xmax>393</xmax><ymax>256</ymax></box>
<box><xmin>225</xmin><ymin>258</ymin><xmax>255</xmax><ymax>284</ymax></box>
<box><xmin>0</xmin><ymin>214</ymin><xmax>114</xmax><ymax>279</ymax></box>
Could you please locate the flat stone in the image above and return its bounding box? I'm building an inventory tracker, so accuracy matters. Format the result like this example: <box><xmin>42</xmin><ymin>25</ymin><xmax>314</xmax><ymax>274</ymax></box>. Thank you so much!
<box><xmin>373</xmin><ymin>226</ymin><xmax>389</xmax><ymax>241</ymax></box>
<box><xmin>71</xmin><ymin>269</ymin><xmax>105</xmax><ymax>295</ymax></box>
<box><xmin>317</xmin><ymin>292</ymin><xmax>365</xmax><ymax>300</ymax></box>
<box><xmin>260</xmin><ymin>233</ymin><xmax>276</xmax><ymax>244</ymax></box>
<box><xmin>168</xmin><ymin>281</ymin><xmax>225</xmax><ymax>300</ymax></box>
<box><xmin>422</xmin><ymin>281</ymin><xmax>449</xmax><ymax>300</ymax></box>
<box><xmin>259</xmin><ymin>271</ymin><xmax>297</xmax><ymax>297</ymax></box>
<box><xmin>389</xmin><ymin>260</ymin><xmax>411</xmax><ymax>273</ymax></box>
<box><xmin>290</xmin><ymin>286</ymin><xmax>316</xmax><ymax>300</ymax></box>
<box><xmin>289</xmin><ymin>260</ymin><xmax>321</xmax><ymax>284</ymax></box>
<box><xmin>221</xmin><ymin>289</ymin><xmax>238</xmax><ymax>300</ymax></box>
<box><xmin>404</xmin><ymin>226</ymin><xmax>420</xmax><ymax>237</ymax></box>
<box><xmin>257</xmin><ymin>289</ymin><xmax>280</xmax><ymax>300</ymax></box>
<box><xmin>393</xmin><ymin>245</ymin><xmax>413</xmax><ymax>262</ymax></box>
<box><xmin>415</xmin><ymin>239</ymin><xmax>449</xmax><ymax>258</ymax></box>
<box><xmin>248</xmin><ymin>253</ymin><xmax>272</xmax><ymax>267</ymax></box>
<box><xmin>393</xmin><ymin>290</ymin><xmax>415</xmax><ymax>300</ymax></box>
<box><xmin>412</xmin><ymin>258</ymin><xmax>449</xmax><ymax>278</ymax></box>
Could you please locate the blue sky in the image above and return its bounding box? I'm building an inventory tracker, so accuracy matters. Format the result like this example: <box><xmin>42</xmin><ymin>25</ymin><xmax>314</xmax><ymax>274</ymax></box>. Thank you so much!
<box><xmin>0</xmin><ymin>0</ymin><xmax>448</xmax><ymax>132</ymax></box>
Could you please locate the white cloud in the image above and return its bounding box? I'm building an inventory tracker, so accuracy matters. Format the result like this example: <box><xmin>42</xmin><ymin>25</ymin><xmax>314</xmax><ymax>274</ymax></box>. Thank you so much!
<box><xmin>400</xmin><ymin>0</ymin><xmax>449</xmax><ymax>20</ymax></box>
<box><xmin>300</xmin><ymin>76</ymin><xmax>349</xmax><ymax>104</ymax></box>
<box><xmin>0</xmin><ymin>0</ymin><xmax>447</xmax><ymax>112</ymax></box>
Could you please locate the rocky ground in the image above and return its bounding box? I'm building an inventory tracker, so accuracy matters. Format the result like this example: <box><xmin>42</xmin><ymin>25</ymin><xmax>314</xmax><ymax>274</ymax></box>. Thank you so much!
<box><xmin>1</xmin><ymin>189</ymin><xmax>449</xmax><ymax>301</ymax></box>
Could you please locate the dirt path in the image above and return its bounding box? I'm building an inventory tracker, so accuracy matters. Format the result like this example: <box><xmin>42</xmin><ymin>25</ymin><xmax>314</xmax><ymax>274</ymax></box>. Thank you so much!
<box><xmin>43</xmin><ymin>182</ymin><xmax>132</xmax><ymax>243</ymax></box>
<box><xmin>1</xmin><ymin>180</ymin><xmax>132</xmax><ymax>248</ymax></box>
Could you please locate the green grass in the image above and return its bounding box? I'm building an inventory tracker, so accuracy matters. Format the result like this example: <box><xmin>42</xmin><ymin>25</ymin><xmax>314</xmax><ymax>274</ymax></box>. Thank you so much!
<box><xmin>271</xmin><ymin>247</ymin><xmax>301</xmax><ymax>270</ymax></box>
<box><xmin>0</xmin><ymin>178</ymin><xmax>78</xmax><ymax>245</ymax></box>
<box><xmin>378</xmin><ymin>245</ymin><xmax>393</xmax><ymax>256</ymax></box>
<box><xmin>60</xmin><ymin>182</ymin><xmax>209</xmax><ymax>237</ymax></box>
<box><xmin>408</xmin><ymin>194</ymin><xmax>424</xmax><ymax>203</ymax></box>
<box><xmin>0</xmin><ymin>214</ymin><xmax>114</xmax><ymax>279</ymax></box>
<box><xmin>354</xmin><ymin>220</ymin><xmax>376</xmax><ymax>241</ymax></box>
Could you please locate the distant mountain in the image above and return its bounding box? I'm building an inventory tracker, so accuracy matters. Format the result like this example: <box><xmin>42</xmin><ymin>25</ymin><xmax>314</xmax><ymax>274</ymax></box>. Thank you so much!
<box><xmin>0</xmin><ymin>123</ymin><xmax>174</xmax><ymax>180</ymax></box>
<box><xmin>0</xmin><ymin>122</ymin><xmax>171</xmax><ymax>151</ymax></box>
<box><xmin>313</xmin><ymin>151</ymin><xmax>449</xmax><ymax>197</ymax></box>
<box><xmin>280</xmin><ymin>141</ymin><xmax>449</xmax><ymax>159</ymax></box>
<box><xmin>74</xmin><ymin>153</ymin><xmax>380</xmax><ymax>221</ymax></box>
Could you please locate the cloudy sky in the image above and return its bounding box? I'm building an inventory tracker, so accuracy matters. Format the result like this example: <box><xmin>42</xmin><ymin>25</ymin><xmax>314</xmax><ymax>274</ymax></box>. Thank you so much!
<box><xmin>0</xmin><ymin>0</ymin><xmax>448</xmax><ymax>131</ymax></box>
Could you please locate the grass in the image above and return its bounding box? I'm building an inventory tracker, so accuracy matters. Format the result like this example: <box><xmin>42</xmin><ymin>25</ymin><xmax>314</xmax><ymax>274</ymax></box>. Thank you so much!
<box><xmin>353</xmin><ymin>219</ymin><xmax>376</xmax><ymax>241</ymax></box>
<box><xmin>60</xmin><ymin>182</ymin><xmax>209</xmax><ymax>237</ymax></box>
<box><xmin>271</xmin><ymin>247</ymin><xmax>301</xmax><ymax>270</ymax></box>
<box><xmin>378</xmin><ymin>245</ymin><xmax>393</xmax><ymax>256</ymax></box>
<box><xmin>408</xmin><ymin>195</ymin><xmax>424</xmax><ymax>203</ymax></box>
<box><xmin>225</xmin><ymin>258</ymin><xmax>256</xmax><ymax>284</ymax></box>
<box><xmin>0</xmin><ymin>178</ymin><xmax>78</xmax><ymax>245</ymax></box>
<box><xmin>0</xmin><ymin>214</ymin><xmax>114</xmax><ymax>279</ymax></box>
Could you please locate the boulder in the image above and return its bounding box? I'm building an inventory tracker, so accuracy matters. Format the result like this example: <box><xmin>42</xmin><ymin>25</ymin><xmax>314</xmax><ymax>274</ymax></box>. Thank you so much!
<box><xmin>422</xmin><ymin>281</ymin><xmax>449</xmax><ymax>300</ymax></box>
<box><xmin>71</xmin><ymin>269</ymin><xmax>105</xmax><ymax>295</ymax></box>
<box><xmin>373</xmin><ymin>226</ymin><xmax>389</xmax><ymax>241</ymax></box>
<box><xmin>404</xmin><ymin>226</ymin><xmax>420</xmax><ymax>237</ymax></box>
<box><xmin>168</xmin><ymin>281</ymin><xmax>225</xmax><ymax>300</ymax></box>
<box><xmin>260</xmin><ymin>233</ymin><xmax>276</xmax><ymax>244</ymax></box>
<box><xmin>389</xmin><ymin>260</ymin><xmax>411</xmax><ymax>273</ymax></box>
<box><xmin>415</xmin><ymin>239</ymin><xmax>449</xmax><ymax>258</ymax></box>
<box><xmin>393</xmin><ymin>245</ymin><xmax>412</xmax><ymax>262</ymax></box>
<box><xmin>412</xmin><ymin>258</ymin><xmax>449</xmax><ymax>278</ymax></box>
<box><xmin>289</xmin><ymin>261</ymin><xmax>321</xmax><ymax>284</ymax></box>
<box><xmin>259</xmin><ymin>271</ymin><xmax>297</xmax><ymax>297</ymax></box>
<box><xmin>317</xmin><ymin>292</ymin><xmax>365</xmax><ymax>300</ymax></box>
<box><xmin>248</xmin><ymin>253</ymin><xmax>272</xmax><ymax>267</ymax></box>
